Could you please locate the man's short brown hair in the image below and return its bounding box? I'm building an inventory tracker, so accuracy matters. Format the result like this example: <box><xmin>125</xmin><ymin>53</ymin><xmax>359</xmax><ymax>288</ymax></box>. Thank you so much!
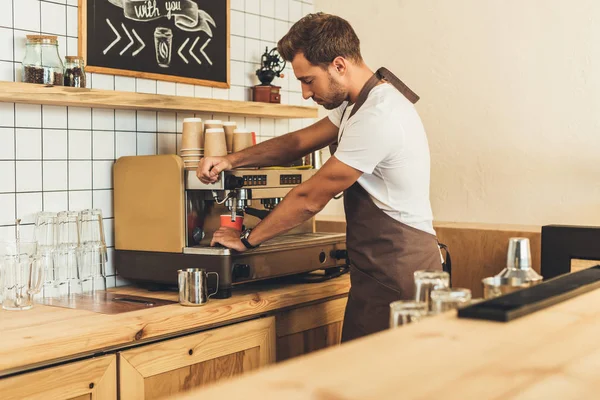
<box><xmin>277</xmin><ymin>13</ymin><xmax>362</xmax><ymax>68</ymax></box>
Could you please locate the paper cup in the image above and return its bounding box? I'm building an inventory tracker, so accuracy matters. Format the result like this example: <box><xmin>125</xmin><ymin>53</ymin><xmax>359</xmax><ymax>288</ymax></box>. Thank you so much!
<box><xmin>233</xmin><ymin>129</ymin><xmax>254</xmax><ymax>152</ymax></box>
<box><xmin>204</xmin><ymin>120</ymin><xmax>223</xmax><ymax>131</ymax></box>
<box><xmin>204</xmin><ymin>128</ymin><xmax>227</xmax><ymax>157</ymax></box>
<box><xmin>182</xmin><ymin>118</ymin><xmax>203</xmax><ymax>150</ymax></box>
<box><xmin>220</xmin><ymin>214</ymin><xmax>244</xmax><ymax>231</ymax></box>
<box><xmin>222</xmin><ymin>121</ymin><xmax>237</xmax><ymax>153</ymax></box>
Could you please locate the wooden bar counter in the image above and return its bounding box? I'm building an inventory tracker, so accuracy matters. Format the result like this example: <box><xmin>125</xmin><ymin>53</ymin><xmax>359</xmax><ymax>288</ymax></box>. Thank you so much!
<box><xmin>180</xmin><ymin>284</ymin><xmax>600</xmax><ymax>399</ymax></box>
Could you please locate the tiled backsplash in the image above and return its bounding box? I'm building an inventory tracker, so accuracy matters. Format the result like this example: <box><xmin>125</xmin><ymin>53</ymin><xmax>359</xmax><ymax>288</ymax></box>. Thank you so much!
<box><xmin>0</xmin><ymin>0</ymin><xmax>316</xmax><ymax>288</ymax></box>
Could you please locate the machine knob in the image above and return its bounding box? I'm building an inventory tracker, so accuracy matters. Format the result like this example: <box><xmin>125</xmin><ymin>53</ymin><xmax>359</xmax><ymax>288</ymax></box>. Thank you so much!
<box><xmin>319</xmin><ymin>251</ymin><xmax>327</xmax><ymax>264</ymax></box>
<box><xmin>224</xmin><ymin>175</ymin><xmax>244</xmax><ymax>189</ymax></box>
<box><xmin>232</xmin><ymin>264</ymin><xmax>251</xmax><ymax>280</ymax></box>
<box><xmin>332</xmin><ymin>250</ymin><xmax>348</xmax><ymax>260</ymax></box>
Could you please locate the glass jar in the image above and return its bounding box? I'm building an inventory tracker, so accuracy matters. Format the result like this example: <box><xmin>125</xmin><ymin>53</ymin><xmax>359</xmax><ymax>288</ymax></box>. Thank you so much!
<box><xmin>63</xmin><ymin>56</ymin><xmax>86</xmax><ymax>88</ymax></box>
<box><xmin>22</xmin><ymin>35</ymin><xmax>64</xmax><ymax>85</ymax></box>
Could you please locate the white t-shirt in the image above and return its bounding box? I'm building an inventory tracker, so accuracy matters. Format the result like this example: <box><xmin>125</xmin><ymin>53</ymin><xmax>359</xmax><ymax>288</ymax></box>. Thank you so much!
<box><xmin>329</xmin><ymin>83</ymin><xmax>436</xmax><ymax>235</ymax></box>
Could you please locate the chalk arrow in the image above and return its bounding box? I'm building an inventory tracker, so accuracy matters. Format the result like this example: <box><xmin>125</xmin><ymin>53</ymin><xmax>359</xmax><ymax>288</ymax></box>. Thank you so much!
<box><xmin>189</xmin><ymin>37</ymin><xmax>202</xmax><ymax>65</ymax></box>
<box><xmin>131</xmin><ymin>29</ymin><xmax>145</xmax><ymax>56</ymax></box>
<box><xmin>178</xmin><ymin>38</ymin><xmax>190</xmax><ymax>64</ymax></box>
<box><xmin>200</xmin><ymin>38</ymin><xmax>212</xmax><ymax>65</ymax></box>
<box><xmin>119</xmin><ymin>23</ymin><xmax>134</xmax><ymax>56</ymax></box>
<box><xmin>103</xmin><ymin>19</ymin><xmax>121</xmax><ymax>55</ymax></box>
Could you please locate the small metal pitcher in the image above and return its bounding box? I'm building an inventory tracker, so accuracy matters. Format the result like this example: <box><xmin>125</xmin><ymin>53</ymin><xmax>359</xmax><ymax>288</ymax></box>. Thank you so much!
<box><xmin>178</xmin><ymin>268</ymin><xmax>219</xmax><ymax>306</ymax></box>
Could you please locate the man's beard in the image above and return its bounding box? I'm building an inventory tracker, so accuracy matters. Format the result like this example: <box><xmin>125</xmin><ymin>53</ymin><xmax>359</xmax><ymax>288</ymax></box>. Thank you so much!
<box><xmin>318</xmin><ymin>74</ymin><xmax>348</xmax><ymax>110</ymax></box>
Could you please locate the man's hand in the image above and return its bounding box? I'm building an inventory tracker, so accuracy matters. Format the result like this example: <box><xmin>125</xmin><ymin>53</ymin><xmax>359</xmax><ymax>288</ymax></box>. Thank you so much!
<box><xmin>210</xmin><ymin>227</ymin><xmax>247</xmax><ymax>252</ymax></box>
<box><xmin>196</xmin><ymin>156</ymin><xmax>233</xmax><ymax>184</ymax></box>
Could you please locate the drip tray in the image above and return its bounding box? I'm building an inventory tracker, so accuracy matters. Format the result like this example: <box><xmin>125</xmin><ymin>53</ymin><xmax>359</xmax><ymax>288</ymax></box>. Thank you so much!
<box><xmin>41</xmin><ymin>292</ymin><xmax>177</xmax><ymax>314</ymax></box>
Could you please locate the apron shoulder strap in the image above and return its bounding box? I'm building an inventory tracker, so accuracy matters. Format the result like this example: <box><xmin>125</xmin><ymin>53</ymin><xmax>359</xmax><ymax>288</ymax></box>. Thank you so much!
<box><xmin>376</xmin><ymin>67</ymin><xmax>420</xmax><ymax>104</ymax></box>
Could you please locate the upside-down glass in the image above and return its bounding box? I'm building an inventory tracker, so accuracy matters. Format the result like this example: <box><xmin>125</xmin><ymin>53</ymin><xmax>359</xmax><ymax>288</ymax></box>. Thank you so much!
<box><xmin>414</xmin><ymin>270</ymin><xmax>450</xmax><ymax>313</ymax></box>
<box><xmin>389</xmin><ymin>301</ymin><xmax>428</xmax><ymax>328</ymax></box>
<box><xmin>1</xmin><ymin>241</ymin><xmax>43</xmax><ymax>310</ymax></box>
<box><xmin>78</xmin><ymin>209</ymin><xmax>107</xmax><ymax>293</ymax></box>
<box><xmin>55</xmin><ymin>211</ymin><xmax>81</xmax><ymax>295</ymax></box>
<box><xmin>430</xmin><ymin>288</ymin><xmax>472</xmax><ymax>315</ymax></box>
<box><xmin>33</xmin><ymin>212</ymin><xmax>58</xmax><ymax>297</ymax></box>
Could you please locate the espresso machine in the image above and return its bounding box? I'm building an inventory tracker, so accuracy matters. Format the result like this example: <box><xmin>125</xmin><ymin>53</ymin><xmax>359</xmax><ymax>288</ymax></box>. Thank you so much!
<box><xmin>113</xmin><ymin>155</ymin><xmax>348</xmax><ymax>298</ymax></box>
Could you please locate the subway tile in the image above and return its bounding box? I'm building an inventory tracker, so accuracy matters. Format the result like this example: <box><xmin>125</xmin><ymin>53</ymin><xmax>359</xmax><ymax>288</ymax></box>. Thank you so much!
<box><xmin>66</xmin><ymin>4</ymin><xmax>78</xmax><ymax>37</ymax></box>
<box><xmin>115</xmin><ymin>110</ymin><xmax>136</xmax><ymax>131</ymax></box>
<box><xmin>92</xmin><ymin>109</ymin><xmax>115</xmax><ymax>131</ymax></box>
<box><xmin>67</xmin><ymin>0</ymin><xmax>78</xmax><ymax>6</ymax></box>
<box><xmin>137</xmin><ymin>111</ymin><xmax>157</xmax><ymax>132</ymax></box>
<box><xmin>68</xmin><ymin>130</ymin><xmax>92</xmax><ymax>159</ymax></box>
<box><xmin>157</xmin><ymin>81</ymin><xmax>176</xmax><ymax>95</ymax></box>
<box><xmin>41</xmin><ymin>2</ymin><xmax>67</xmax><ymax>36</ymax></box>
<box><xmin>0</xmin><ymin>161</ymin><xmax>14</xmax><ymax>193</ymax></box>
<box><xmin>115</xmin><ymin>131</ymin><xmax>137</xmax><ymax>158</ymax></box>
<box><xmin>261</xmin><ymin>0</ymin><xmax>275</xmax><ymax>18</ymax></box>
<box><xmin>0</xmin><ymin>103</ymin><xmax>14</xmax><ymax>126</ymax></box>
<box><xmin>176</xmin><ymin>83</ymin><xmax>195</xmax><ymax>97</ymax></box>
<box><xmin>245</xmin><ymin>117</ymin><xmax>260</xmax><ymax>134</ymax></box>
<box><xmin>175</xmin><ymin>133</ymin><xmax>182</xmax><ymax>152</ymax></box>
<box><xmin>68</xmin><ymin>161</ymin><xmax>92</xmax><ymax>190</ymax></box>
<box><xmin>230</xmin><ymin>60</ymin><xmax>245</xmax><ymax>86</ymax></box>
<box><xmin>158</xmin><ymin>112</ymin><xmax>177</xmax><ymax>133</ymax></box>
<box><xmin>66</xmin><ymin>37</ymin><xmax>78</xmax><ymax>57</ymax></box>
<box><xmin>115</xmin><ymin>76</ymin><xmax>136</xmax><ymax>92</ymax></box>
<box><xmin>136</xmin><ymin>78</ymin><xmax>156</xmax><ymax>94</ymax></box>
<box><xmin>0</xmin><ymin>0</ymin><xmax>12</xmax><ymax>28</ymax></box>
<box><xmin>93</xmin><ymin>189</ymin><xmax>113</xmax><ymax>218</ymax></box>
<box><xmin>245</xmin><ymin>14</ymin><xmax>260</xmax><ymax>39</ymax></box>
<box><xmin>275</xmin><ymin>119</ymin><xmax>289</xmax><ymax>136</ymax></box>
<box><xmin>93</xmin><ymin>160</ymin><xmax>114</xmax><ymax>190</ymax></box>
<box><xmin>43</xmin><ymin>129</ymin><xmax>67</xmax><ymax>159</ymax></box>
<box><xmin>289</xmin><ymin>91</ymin><xmax>303</xmax><ymax>106</ymax></box>
<box><xmin>245</xmin><ymin>62</ymin><xmax>260</xmax><ymax>87</ymax></box>
<box><xmin>289</xmin><ymin>1</ymin><xmax>303</xmax><ymax>22</ymax></box>
<box><xmin>260</xmin><ymin>118</ymin><xmax>275</xmax><ymax>136</ymax></box>
<box><xmin>69</xmin><ymin>190</ymin><xmax>92</xmax><ymax>211</ymax></box>
<box><xmin>194</xmin><ymin>85</ymin><xmax>212</xmax><ymax>98</ymax></box>
<box><xmin>260</xmin><ymin>16</ymin><xmax>275</xmax><ymax>42</ymax></box>
<box><xmin>230</xmin><ymin>35</ymin><xmax>244</xmax><ymax>61</ymax></box>
<box><xmin>13</xmin><ymin>30</ymin><xmax>28</xmax><ymax>64</ymax></box>
<box><xmin>14</xmin><ymin>0</ymin><xmax>40</xmax><ymax>32</ymax></box>
<box><xmin>68</xmin><ymin>107</ymin><xmax>92</xmax><ymax>130</ymax></box>
<box><xmin>16</xmin><ymin>192</ymin><xmax>42</xmax><ymax>220</ymax></box>
<box><xmin>0</xmin><ymin>193</ymin><xmax>15</xmax><ymax>225</ymax></box>
<box><xmin>212</xmin><ymin>88</ymin><xmax>229</xmax><ymax>100</ymax></box>
<box><xmin>93</xmin><ymin>131</ymin><xmax>115</xmax><ymax>159</ymax></box>
<box><xmin>42</xmin><ymin>161</ymin><xmax>68</xmax><ymax>191</ymax></box>
<box><xmin>176</xmin><ymin>113</ymin><xmax>195</xmax><ymax>129</ymax></box>
<box><xmin>42</xmin><ymin>106</ymin><xmax>68</xmax><ymax>129</ymax></box>
<box><xmin>302</xmin><ymin>2</ymin><xmax>314</xmax><ymax>16</ymax></box>
<box><xmin>16</xmin><ymin>128</ymin><xmax>42</xmax><ymax>160</ymax></box>
<box><xmin>0</xmin><ymin>127</ymin><xmax>14</xmax><ymax>159</ymax></box>
<box><xmin>275</xmin><ymin>0</ymin><xmax>288</xmax><ymax>21</ymax></box>
<box><xmin>105</xmin><ymin>248</ymin><xmax>115</xmax><ymax>277</ymax></box>
<box><xmin>43</xmin><ymin>191</ymin><xmax>68</xmax><ymax>213</ymax></box>
<box><xmin>230</xmin><ymin>11</ymin><xmax>245</xmax><ymax>36</ymax></box>
<box><xmin>16</xmin><ymin>161</ymin><xmax>42</xmax><ymax>192</ymax></box>
<box><xmin>137</xmin><ymin>132</ymin><xmax>156</xmax><ymax>155</ymax></box>
<box><xmin>116</xmin><ymin>275</ymin><xmax>131</xmax><ymax>287</ymax></box>
<box><xmin>92</xmin><ymin>74</ymin><xmax>115</xmax><ymax>90</ymax></box>
<box><xmin>230</xmin><ymin>0</ymin><xmax>244</xmax><ymax>11</ymax></box>
<box><xmin>275</xmin><ymin>20</ymin><xmax>288</xmax><ymax>42</ymax></box>
<box><xmin>229</xmin><ymin>86</ymin><xmax>248</xmax><ymax>101</ymax></box>
<box><xmin>104</xmin><ymin>218</ymin><xmax>114</xmax><ymax>247</ymax></box>
<box><xmin>15</xmin><ymin>104</ymin><xmax>42</xmax><ymax>128</ymax></box>
<box><xmin>229</xmin><ymin>116</ymin><xmax>246</xmax><ymax>129</ymax></box>
<box><xmin>289</xmin><ymin>118</ymin><xmax>303</xmax><ymax>132</ymax></box>
<box><xmin>0</xmin><ymin>28</ymin><xmax>13</xmax><ymax>61</ymax></box>
<box><xmin>157</xmin><ymin>133</ymin><xmax>176</xmax><ymax>155</ymax></box>
<box><xmin>105</xmin><ymin>275</ymin><xmax>116</xmax><ymax>289</ymax></box>
<box><xmin>246</xmin><ymin>0</ymin><xmax>260</xmax><ymax>14</ymax></box>
<box><xmin>245</xmin><ymin>38</ymin><xmax>261</xmax><ymax>64</ymax></box>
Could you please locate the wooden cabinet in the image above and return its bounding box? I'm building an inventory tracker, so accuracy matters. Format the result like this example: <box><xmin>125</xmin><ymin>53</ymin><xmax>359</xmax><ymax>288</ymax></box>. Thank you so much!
<box><xmin>119</xmin><ymin>316</ymin><xmax>276</xmax><ymax>399</ymax></box>
<box><xmin>275</xmin><ymin>296</ymin><xmax>348</xmax><ymax>362</ymax></box>
<box><xmin>0</xmin><ymin>355</ymin><xmax>116</xmax><ymax>400</ymax></box>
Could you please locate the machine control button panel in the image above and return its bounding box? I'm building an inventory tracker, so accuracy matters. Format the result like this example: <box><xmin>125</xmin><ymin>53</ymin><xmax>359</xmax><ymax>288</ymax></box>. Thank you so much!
<box><xmin>242</xmin><ymin>175</ymin><xmax>267</xmax><ymax>186</ymax></box>
<box><xmin>280</xmin><ymin>174</ymin><xmax>302</xmax><ymax>185</ymax></box>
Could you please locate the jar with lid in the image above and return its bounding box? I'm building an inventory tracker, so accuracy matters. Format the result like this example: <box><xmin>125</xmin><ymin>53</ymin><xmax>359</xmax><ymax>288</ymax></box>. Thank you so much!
<box><xmin>22</xmin><ymin>35</ymin><xmax>64</xmax><ymax>85</ymax></box>
<box><xmin>63</xmin><ymin>56</ymin><xmax>86</xmax><ymax>88</ymax></box>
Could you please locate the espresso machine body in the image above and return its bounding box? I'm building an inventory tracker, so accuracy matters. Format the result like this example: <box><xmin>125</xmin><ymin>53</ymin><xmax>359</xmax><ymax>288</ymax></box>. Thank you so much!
<box><xmin>114</xmin><ymin>155</ymin><xmax>347</xmax><ymax>298</ymax></box>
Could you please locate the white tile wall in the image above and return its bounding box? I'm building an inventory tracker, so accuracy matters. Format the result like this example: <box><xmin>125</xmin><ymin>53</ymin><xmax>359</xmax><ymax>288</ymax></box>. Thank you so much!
<box><xmin>0</xmin><ymin>0</ymin><xmax>315</xmax><ymax>287</ymax></box>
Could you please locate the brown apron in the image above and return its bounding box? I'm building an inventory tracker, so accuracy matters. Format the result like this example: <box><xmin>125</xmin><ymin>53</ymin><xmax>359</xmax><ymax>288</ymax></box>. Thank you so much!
<box><xmin>331</xmin><ymin>68</ymin><xmax>442</xmax><ymax>343</ymax></box>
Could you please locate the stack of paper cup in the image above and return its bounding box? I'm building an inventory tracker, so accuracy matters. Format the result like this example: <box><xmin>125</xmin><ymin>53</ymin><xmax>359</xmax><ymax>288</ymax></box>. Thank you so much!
<box><xmin>222</xmin><ymin>121</ymin><xmax>237</xmax><ymax>153</ymax></box>
<box><xmin>233</xmin><ymin>129</ymin><xmax>254</xmax><ymax>152</ymax></box>
<box><xmin>180</xmin><ymin>118</ymin><xmax>203</xmax><ymax>171</ymax></box>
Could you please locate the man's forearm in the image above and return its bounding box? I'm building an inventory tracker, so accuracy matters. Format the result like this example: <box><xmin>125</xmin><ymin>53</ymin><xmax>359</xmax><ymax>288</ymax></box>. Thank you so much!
<box><xmin>227</xmin><ymin>133</ymin><xmax>306</xmax><ymax>168</ymax></box>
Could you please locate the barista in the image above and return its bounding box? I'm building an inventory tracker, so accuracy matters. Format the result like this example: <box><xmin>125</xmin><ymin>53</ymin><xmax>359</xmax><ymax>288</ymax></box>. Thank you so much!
<box><xmin>196</xmin><ymin>13</ymin><xmax>442</xmax><ymax>342</ymax></box>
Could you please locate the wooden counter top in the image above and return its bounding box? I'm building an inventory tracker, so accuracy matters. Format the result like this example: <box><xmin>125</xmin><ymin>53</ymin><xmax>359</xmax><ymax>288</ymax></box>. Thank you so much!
<box><xmin>0</xmin><ymin>274</ymin><xmax>350</xmax><ymax>377</ymax></box>
<box><xmin>180</xmin><ymin>285</ymin><xmax>600</xmax><ymax>399</ymax></box>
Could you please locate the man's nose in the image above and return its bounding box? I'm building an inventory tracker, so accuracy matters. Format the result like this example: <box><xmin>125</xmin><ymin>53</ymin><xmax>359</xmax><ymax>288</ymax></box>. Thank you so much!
<box><xmin>301</xmin><ymin>84</ymin><xmax>313</xmax><ymax>100</ymax></box>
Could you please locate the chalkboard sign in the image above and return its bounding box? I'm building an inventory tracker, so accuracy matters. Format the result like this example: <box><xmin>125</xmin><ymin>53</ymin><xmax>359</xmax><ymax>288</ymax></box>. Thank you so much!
<box><xmin>79</xmin><ymin>0</ymin><xmax>229</xmax><ymax>88</ymax></box>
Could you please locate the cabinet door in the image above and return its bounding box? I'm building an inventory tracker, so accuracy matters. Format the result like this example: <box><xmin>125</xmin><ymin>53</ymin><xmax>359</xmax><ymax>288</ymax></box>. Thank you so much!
<box><xmin>276</xmin><ymin>296</ymin><xmax>348</xmax><ymax>362</ymax></box>
<box><xmin>119</xmin><ymin>316</ymin><xmax>275</xmax><ymax>399</ymax></box>
<box><xmin>0</xmin><ymin>355</ymin><xmax>116</xmax><ymax>400</ymax></box>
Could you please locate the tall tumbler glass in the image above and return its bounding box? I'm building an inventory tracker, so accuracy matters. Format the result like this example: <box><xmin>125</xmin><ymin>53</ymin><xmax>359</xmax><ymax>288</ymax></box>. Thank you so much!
<box><xmin>430</xmin><ymin>288</ymin><xmax>472</xmax><ymax>315</ymax></box>
<box><xmin>79</xmin><ymin>209</ymin><xmax>107</xmax><ymax>293</ymax></box>
<box><xmin>389</xmin><ymin>301</ymin><xmax>428</xmax><ymax>328</ymax></box>
<box><xmin>414</xmin><ymin>270</ymin><xmax>450</xmax><ymax>314</ymax></box>
<box><xmin>1</xmin><ymin>241</ymin><xmax>43</xmax><ymax>310</ymax></box>
<box><xmin>33</xmin><ymin>212</ymin><xmax>58</xmax><ymax>298</ymax></box>
<box><xmin>55</xmin><ymin>211</ymin><xmax>81</xmax><ymax>295</ymax></box>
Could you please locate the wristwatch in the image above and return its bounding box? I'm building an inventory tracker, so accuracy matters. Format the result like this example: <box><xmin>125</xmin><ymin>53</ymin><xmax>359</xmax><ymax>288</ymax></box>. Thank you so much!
<box><xmin>240</xmin><ymin>228</ymin><xmax>260</xmax><ymax>249</ymax></box>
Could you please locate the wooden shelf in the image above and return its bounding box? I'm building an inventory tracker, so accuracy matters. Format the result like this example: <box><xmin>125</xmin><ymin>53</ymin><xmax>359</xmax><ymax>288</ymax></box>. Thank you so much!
<box><xmin>0</xmin><ymin>81</ymin><xmax>318</xmax><ymax>119</ymax></box>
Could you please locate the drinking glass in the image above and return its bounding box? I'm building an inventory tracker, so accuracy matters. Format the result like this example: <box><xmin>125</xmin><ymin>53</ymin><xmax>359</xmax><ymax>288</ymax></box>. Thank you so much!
<box><xmin>1</xmin><ymin>241</ymin><xmax>43</xmax><ymax>310</ymax></box>
<box><xmin>78</xmin><ymin>209</ymin><xmax>107</xmax><ymax>293</ymax></box>
<box><xmin>55</xmin><ymin>211</ymin><xmax>81</xmax><ymax>295</ymax></box>
<box><xmin>389</xmin><ymin>301</ymin><xmax>428</xmax><ymax>328</ymax></box>
<box><xmin>33</xmin><ymin>212</ymin><xmax>58</xmax><ymax>297</ymax></box>
<box><xmin>430</xmin><ymin>288</ymin><xmax>472</xmax><ymax>315</ymax></box>
<box><xmin>414</xmin><ymin>270</ymin><xmax>450</xmax><ymax>313</ymax></box>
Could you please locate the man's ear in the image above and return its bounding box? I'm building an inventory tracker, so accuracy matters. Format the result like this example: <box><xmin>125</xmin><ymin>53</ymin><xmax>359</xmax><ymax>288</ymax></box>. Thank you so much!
<box><xmin>331</xmin><ymin>56</ymin><xmax>348</xmax><ymax>75</ymax></box>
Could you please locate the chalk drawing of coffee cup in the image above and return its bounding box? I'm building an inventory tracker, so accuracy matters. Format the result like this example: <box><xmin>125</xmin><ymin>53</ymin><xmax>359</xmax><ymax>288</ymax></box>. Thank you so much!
<box><xmin>154</xmin><ymin>27</ymin><xmax>173</xmax><ymax>68</ymax></box>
